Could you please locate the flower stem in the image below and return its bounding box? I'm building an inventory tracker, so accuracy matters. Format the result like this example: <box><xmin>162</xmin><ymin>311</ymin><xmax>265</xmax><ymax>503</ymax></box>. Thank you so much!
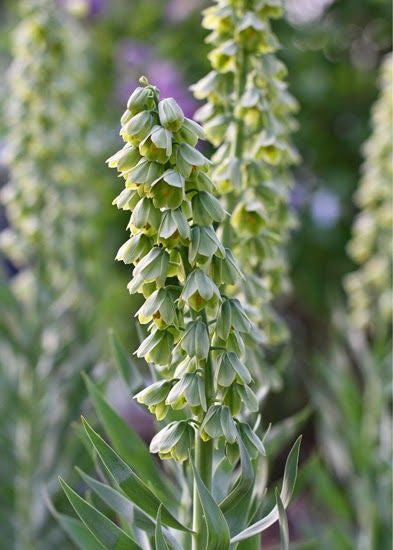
<box><xmin>192</xmin><ymin>311</ymin><xmax>214</xmax><ymax>549</ymax></box>
<box><xmin>192</xmin><ymin>434</ymin><xmax>213</xmax><ymax>549</ymax></box>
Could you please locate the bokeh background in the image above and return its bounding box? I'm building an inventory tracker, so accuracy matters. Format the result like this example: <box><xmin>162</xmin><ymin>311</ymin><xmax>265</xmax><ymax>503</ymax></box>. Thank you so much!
<box><xmin>0</xmin><ymin>0</ymin><xmax>391</xmax><ymax>548</ymax></box>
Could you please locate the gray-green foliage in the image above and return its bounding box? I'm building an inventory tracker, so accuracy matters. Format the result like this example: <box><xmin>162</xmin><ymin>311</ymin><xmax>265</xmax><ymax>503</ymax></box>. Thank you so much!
<box><xmin>59</xmin><ymin>80</ymin><xmax>301</xmax><ymax>549</ymax></box>
<box><xmin>0</xmin><ymin>1</ymin><xmax>102</xmax><ymax>547</ymax></box>
<box><xmin>302</xmin><ymin>325</ymin><xmax>392</xmax><ymax>549</ymax></box>
<box><xmin>300</xmin><ymin>54</ymin><xmax>392</xmax><ymax>549</ymax></box>
<box><xmin>192</xmin><ymin>0</ymin><xmax>299</xmax><ymax>358</ymax></box>
<box><xmin>344</xmin><ymin>52</ymin><xmax>393</xmax><ymax>332</ymax></box>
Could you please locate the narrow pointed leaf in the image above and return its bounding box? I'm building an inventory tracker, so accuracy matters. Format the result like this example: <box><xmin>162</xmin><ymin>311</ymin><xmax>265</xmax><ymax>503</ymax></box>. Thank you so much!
<box><xmin>77</xmin><ymin>468</ymin><xmax>135</xmax><ymax>525</ymax></box>
<box><xmin>219</xmin><ymin>435</ymin><xmax>254</xmax><ymax>513</ymax></box>
<box><xmin>83</xmin><ymin>374</ymin><xmax>170</xmax><ymax>501</ymax></box>
<box><xmin>82</xmin><ymin>418</ymin><xmax>191</xmax><ymax>532</ymax></box>
<box><xmin>191</xmin><ymin>458</ymin><xmax>230</xmax><ymax>549</ymax></box>
<box><xmin>155</xmin><ymin>505</ymin><xmax>170</xmax><ymax>550</ymax></box>
<box><xmin>59</xmin><ymin>477</ymin><xmax>141</xmax><ymax>549</ymax></box>
<box><xmin>57</xmin><ymin>514</ymin><xmax>104</xmax><ymax>550</ymax></box>
<box><xmin>230</xmin><ymin>436</ymin><xmax>302</xmax><ymax>542</ymax></box>
<box><xmin>276</xmin><ymin>489</ymin><xmax>289</xmax><ymax>550</ymax></box>
<box><xmin>46</xmin><ymin>494</ymin><xmax>103</xmax><ymax>550</ymax></box>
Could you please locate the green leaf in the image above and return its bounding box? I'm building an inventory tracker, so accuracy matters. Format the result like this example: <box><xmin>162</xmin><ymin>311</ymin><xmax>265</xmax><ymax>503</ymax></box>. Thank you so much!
<box><xmin>230</xmin><ymin>436</ymin><xmax>302</xmax><ymax>543</ymax></box>
<box><xmin>57</xmin><ymin>514</ymin><xmax>105</xmax><ymax>550</ymax></box>
<box><xmin>83</xmin><ymin>374</ymin><xmax>169</xmax><ymax>501</ymax></box>
<box><xmin>191</xmin><ymin>458</ymin><xmax>230</xmax><ymax>549</ymax></box>
<box><xmin>59</xmin><ymin>477</ymin><xmax>141</xmax><ymax>549</ymax></box>
<box><xmin>77</xmin><ymin>468</ymin><xmax>135</xmax><ymax>525</ymax></box>
<box><xmin>155</xmin><ymin>505</ymin><xmax>169</xmax><ymax>550</ymax></box>
<box><xmin>45</xmin><ymin>493</ymin><xmax>103</xmax><ymax>550</ymax></box>
<box><xmin>219</xmin><ymin>434</ymin><xmax>254</xmax><ymax>514</ymax></box>
<box><xmin>276</xmin><ymin>489</ymin><xmax>289</xmax><ymax>550</ymax></box>
<box><xmin>82</xmin><ymin>418</ymin><xmax>191</xmax><ymax>532</ymax></box>
<box><xmin>108</xmin><ymin>330</ymin><xmax>143</xmax><ymax>392</ymax></box>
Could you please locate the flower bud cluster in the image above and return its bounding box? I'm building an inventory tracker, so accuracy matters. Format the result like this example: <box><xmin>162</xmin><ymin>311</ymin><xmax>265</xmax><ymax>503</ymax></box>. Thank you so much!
<box><xmin>192</xmin><ymin>0</ymin><xmax>299</xmax><ymax>349</ymax></box>
<box><xmin>0</xmin><ymin>0</ymin><xmax>95</xmax><ymax>302</ymax></box>
<box><xmin>344</xmin><ymin>53</ymin><xmax>393</xmax><ymax>330</ymax></box>
<box><xmin>109</xmin><ymin>79</ymin><xmax>265</xmax><ymax>463</ymax></box>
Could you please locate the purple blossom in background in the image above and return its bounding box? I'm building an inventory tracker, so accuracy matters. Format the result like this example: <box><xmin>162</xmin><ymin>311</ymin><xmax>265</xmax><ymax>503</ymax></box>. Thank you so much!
<box><xmin>59</xmin><ymin>0</ymin><xmax>107</xmax><ymax>19</ymax></box>
<box><xmin>165</xmin><ymin>0</ymin><xmax>202</xmax><ymax>23</ymax></box>
<box><xmin>117</xmin><ymin>40</ymin><xmax>153</xmax><ymax>67</ymax></box>
<box><xmin>115</xmin><ymin>40</ymin><xmax>197</xmax><ymax>117</ymax></box>
<box><xmin>311</xmin><ymin>189</ymin><xmax>341</xmax><ymax>228</ymax></box>
<box><xmin>290</xmin><ymin>182</ymin><xmax>309</xmax><ymax>210</ymax></box>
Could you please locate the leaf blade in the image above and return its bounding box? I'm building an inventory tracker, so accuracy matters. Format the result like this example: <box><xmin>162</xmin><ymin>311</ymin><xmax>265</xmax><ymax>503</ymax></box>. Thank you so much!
<box><xmin>59</xmin><ymin>477</ymin><xmax>141</xmax><ymax>550</ymax></box>
<box><xmin>83</xmin><ymin>374</ymin><xmax>170</xmax><ymax>501</ymax></box>
<box><xmin>155</xmin><ymin>505</ymin><xmax>170</xmax><ymax>550</ymax></box>
<box><xmin>82</xmin><ymin>417</ymin><xmax>191</xmax><ymax>532</ymax></box>
<box><xmin>230</xmin><ymin>436</ymin><xmax>302</xmax><ymax>543</ymax></box>
<box><xmin>191</xmin><ymin>458</ymin><xmax>230</xmax><ymax>549</ymax></box>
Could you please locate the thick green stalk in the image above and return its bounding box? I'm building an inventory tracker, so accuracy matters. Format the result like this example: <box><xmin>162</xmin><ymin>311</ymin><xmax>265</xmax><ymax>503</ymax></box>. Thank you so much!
<box><xmin>192</xmin><ymin>436</ymin><xmax>213</xmax><ymax>550</ymax></box>
<box><xmin>193</xmin><ymin>314</ymin><xmax>214</xmax><ymax>549</ymax></box>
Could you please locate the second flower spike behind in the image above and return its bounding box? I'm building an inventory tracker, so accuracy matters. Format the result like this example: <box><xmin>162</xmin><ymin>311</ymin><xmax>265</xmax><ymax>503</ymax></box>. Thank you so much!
<box><xmin>108</xmin><ymin>77</ymin><xmax>263</xmax><ymax>464</ymax></box>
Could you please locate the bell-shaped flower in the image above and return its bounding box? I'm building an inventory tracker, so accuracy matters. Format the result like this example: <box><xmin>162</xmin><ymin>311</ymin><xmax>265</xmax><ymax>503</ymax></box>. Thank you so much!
<box><xmin>180</xmin><ymin>320</ymin><xmax>210</xmax><ymax>360</ymax></box>
<box><xmin>235</xmin><ymin>89</ymin><xmax>265</xmax><ymax>131</ymax></box>
<box><xmin>201</xmin><ymin>405</ymin><xmax>237</xmax><ymax>444</ymax></box>
<box><xmin>129</xmin><ymin>197</ymin><xmax>161</xmax><ymax>235</ymax></box>
<box><xmin>126</xmin><ymin>85</ymin><xmax>156</xmax><ymax>115</ymax></box>
<box><xmin>121</xmin><ymin>110</ymin><xmax>155</xmax><ymax>146</ymax></box>
<box><xmin>112</xmin><ymin>188</ymin><xmax>140</xmax><ymax>211</ymax></box>
<box><xmin>231</xmin><ymin>201</ymin><xmax>266</xmax><ymax>237</ymax></box>
<box><xmin>134</xmin><ymin>379</ymin><xmax>174</xmax><ymax>421</ymax></box>
<box><xmin>237</xmin><ymin>12</ymin><xmax>266</xmax><ymax>50</ymax></box>
<box><xmin>208</xmin><ymin>40</ymin><xmax>237</xmax><ymax>73</ymax></box>
<box><xmin>132</xmin><ymin>246</ymin><xmax>169</xmax><ymax>283</ymax></box>
<box><xmin>136</xmin><ymin>287</ymin><xmax>181</xmax><ymax>328</ymax></box>
<box><xmin>237</xmin><ymin>421</ymin><xmax>266</xmax><ymax>459</ymax></box>
<box><xmin>158</xmin><ymin>98</ymin><xmax>184</xmax><ymax>132</ymax></box>
<box><xmin>192</xmin><ymin>191</ymin><xmax>226</xmax><ymax>225</ymax></box>
<box><xmin>213</xmin><ymin>157</ymin><xmax>241</xmax><ymax>194</ymax></box>
<box><xmin>202</xmin><ymin>3</ymin><xmax>234</xmax><ymax>33</ymax></box>
<box><xmin>126</xmin><ymin>158</ymin><xmax>164</xmax><ymax>188</ymax></box>
<box><xmin>209</xmin><ymin>248</ymin><xmax>243</xmax><ymax>286</ymax></box>
<box><xmin>192</xmin><ymin>170</ymin><xmax>215</xmax><ymax>193</ymax></box>
<box><xmin>174</xmin><ymin>117</ymin><xmax>205</xmax><ymax>147</ymax></box>
<box><xmin>136</xmin><ymin>327</ymin><xmax>174</xmax><ymax>366</ymax></box>
<box><xmin>158</xmin><ymin>208</ymin><xmax>190</xmax><ymax>246</ymax></box>
<box><xmin>115</xmin><ymin>233</ymin><xmax>151</xmax><ymax>265</ymax></box>
<box><xmin>257</xmin><ymin>0</ymin><xmax>284</xmax><ymax>19</ymax></box>
<box><xmin>150</xmin><ymin>420</ymin><xmax>194</xmax><ymax>462</ymax></box>
<box><xmin>181</xmin><ymin>269</ymin><xmax>221</xmax><ymax>312</ymax></box>
<box><xmin>166</xmin><ymin>372</ymin><xmax>207</xmax><ymax>412</ymax></box>
<box><xmin>106</xmin><ymin>144</ymin><xmax>141</xmax><ymax>173</ymax></box>
<box><xmin>173</xmin><ymin>143</ymin><xmax>210</xmax><ymax>178</ymax></box>
<box><xmin>212</xmin><ymin>328</ymin><xmax>245</xmax><ymax>357</ymax></box>
<box><xmin>216</xmin><ymin>298</ymin><xmax>253</xmax><ymax>340</ymax></box>
<box><xmin>150</xmin><ymin>169</ymin><xmax>185</xmax><ymax>209</ymax></box>
<box><xmin>189</xmin><ymin>226</ymin><xmax>225</xmax><ymax>264</ymax></box>
<box><xmin>190</xmin><ymin>70</ymin><xmax>221</xmax><ymax>100</ymax></box>
<box><xmin>173</xmin><ymin>355</ymin><xmax>199</xmax><ymax>378</ymax></box>
<box><xmin>139</xmin><ymin>125</ymin><xmax>172</xmax><ymax>164</ymax></box>
<box><xmin>216</xmin><ymin>351</ymin><xmax>252</xmax><ymax>387</ymax></box>
<box><xmin>255</xmin><ymin>132</ymin><xmax>285</xmax><ymax>165</ymax></box>
<box><xmin>222</xmin><ymin>382</ymin><xmax>258</xmax><ymax>415</ymax></box>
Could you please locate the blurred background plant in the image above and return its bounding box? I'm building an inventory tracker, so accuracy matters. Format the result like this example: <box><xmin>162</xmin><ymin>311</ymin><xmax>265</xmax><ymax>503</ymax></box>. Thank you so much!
<box><xmin>0</xmin><ymin>0</ymin><xmax>391</xmax><ymax>548</ymax></box>
<box><xmin>297</xmin><ymin>51</ymin><xmax>392</xmax><ymax>550</ymax></box>
<box><xmin>0</xmin><ymin>0</ymin><xmax>126</xmax><ymax>547</ymax></box>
